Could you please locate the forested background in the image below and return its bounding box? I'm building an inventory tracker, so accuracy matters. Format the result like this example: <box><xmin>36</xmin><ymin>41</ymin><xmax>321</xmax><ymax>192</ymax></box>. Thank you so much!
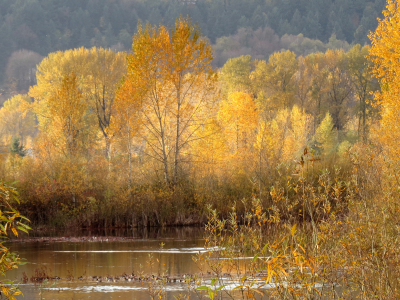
<box><xmin>0</xmin><ymin>0</ymin><xmax>384</xmax><ymax>92</ymax></box>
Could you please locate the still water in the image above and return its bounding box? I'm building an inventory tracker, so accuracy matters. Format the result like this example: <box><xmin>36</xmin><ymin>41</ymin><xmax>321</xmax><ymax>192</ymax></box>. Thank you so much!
<box><xmin>6</xmin><ymin>227</ymin><xmax>206</xmax><ymax>299</ymax></box>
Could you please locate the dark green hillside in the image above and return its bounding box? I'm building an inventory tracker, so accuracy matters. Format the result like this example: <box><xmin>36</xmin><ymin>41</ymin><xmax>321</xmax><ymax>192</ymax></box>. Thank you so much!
<box><xmin>0</xmin><ymin>0</ymin><xmax>384</xmax><ymax>87</ymax></box>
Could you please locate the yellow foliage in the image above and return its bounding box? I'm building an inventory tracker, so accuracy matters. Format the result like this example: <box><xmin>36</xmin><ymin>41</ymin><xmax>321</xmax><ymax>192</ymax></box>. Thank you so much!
<box><xmin>124</xmin><ymin>17</ymin><xmax>219</xmax><ymax>186</ymax></box>
<box><xmin>220</xmin><ymin>55</ymin><xmax>253</xmax><ymax>94</ymax></box>
<box><xmin>218</xmin><ymin>91</ymin><xmax>258</xmax><ymax>154</ymax></box>
<box><xmin>369</xmin><ymin>0</ymin><xmax>400</xmax><ymax>160</ymax></box>
<box><xmin>29</xmin><ymin>47</ymin><xmax>126</xmax><ymax>158</ymax></box>
<box><xmin>191</xmin><ymin>120</ymin><xmax>227</xmax><ymax>179</ymax></box>
<box><xmin>289</xmin><ymin>105</ymin><xmax>312</xmax><ymax>157</ymax></box>
<box><xmin>251</xmin><ymin>50</ymin><xmax>298</xmax><ymax>110</ymax></box>
<box><xmin>47</xmin><ymin>73</ymin><xmax>87</xmax><ymax>155</ymax></box>
<box><xmin>315</xmin><ymin>112</ymin><xmax>337</xmax><ymax>156</ymax></box>
<box><xmin>0</xmin><ymin>94</ymin><xmax>35</xmax><ymax>147</ymax></box>
<box><xmin>255</xmin><ymin>106</ymin><xmax>311</xmax><ymax>164</ymax></box>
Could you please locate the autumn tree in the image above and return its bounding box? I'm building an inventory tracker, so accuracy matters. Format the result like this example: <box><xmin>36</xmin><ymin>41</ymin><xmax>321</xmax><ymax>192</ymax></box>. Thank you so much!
<box><xmin>0</xmin><ymin>94</ymin><xmax>36</xmax><ymax>148</ymax></box>
<box><xmin>256</xmin><ymin>106</ymin><xmax>311</xmax><ymax>164</ymax></box>
<box><xmin>32</xmin><ymin>72</ymin><xmax>87</xmax><ymax>157</ymax></box>
<box><xmin>86</xmin><ymin>48</ymin><xmax>126</xmax><ymax>159</ymax></box>
<box><xmin>218</xmin><ymin>91</ymin><xmax>258</xmax><ymax>153</ymax></box>
<box><xmin>254</xmin><ymin>106</ymin><xmax>311</xmax><ymax>195</ymax></box>
<box><xmin>191</xmin><ymin>120</ymin><xmax>226</xmax><ymax>188</ymax></box>
<box><xmin>217</xmin><ymin>92</ymin><xmax>259</xmax><ymax>193</ymax></box>
<box><xmin>287</xmin><ymin>106</ymin><xmax>312</xmax><ymax>158</ymax></box>
<box><xmin>114</xmin><ymin>80</ymin><xmax>142</xmax><ymax>189</ymax></box>
<box><xmin>49</xmin><ymin>73</ymin><xmax>87</xmax><ymax>204</ymax></box>
<box><xmin>29</xmin><ymin>48</ymin><xmax>90</xmax><ymax>104</ymax></box>
<box><xmin>294</xmin><ymin>55</ymin><xmax>313</xmax><ymax>111</ymax></box>
<box><xmin>29</xmin><ymin>47</ymin><xmax>126</xmax><ymax>160</ymax></box>
<box><xmin>124</xmin><ymin>17</ymin><xmax>219</xmax><ymax>186</ymax></box>
<box><xmin>314</xmin><ymin>112</ymin><xmax>337</xmax><ymax>157</ymax></box>
<box><xmin>47</xmin><ymin>73</ymin><xmax>87</xmax><ymax>156</ymax></box>
<box><xmin>219</xmin><ymin>55</ymin><xmax>253</xmax><ymax>94</ymax></box>
<box><xmin>29</xmin><ymin>48</ymin><xmax>92</xmax><ymax>154</ymax></box>
<box><xmin>368</xmin><ymin>0</ymin><xmax>400</xmax><ymax>160</ymax></box>
<box><xmin>347</xmin><ymin>44</ymin><xmax>378</xmax><ymax>141</ymax></box>
<box><xmin>251</xmin><ymin>50</ymin><xmax>298</xmax><ymax>110</ymax></box>
<box><xmin>323</xmin><ymin>49</ymin><xmax>353</xmax><ymax>132</ymax></box>
<box><xmin>305</xmin><ymin>52</ymin><xmax>329</xmax><ymax>130</ymax></box>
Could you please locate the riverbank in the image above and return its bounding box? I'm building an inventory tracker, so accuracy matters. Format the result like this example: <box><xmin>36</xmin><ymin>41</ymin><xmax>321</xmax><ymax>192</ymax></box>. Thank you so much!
<box><xmin>13</xmin><ymin>157</ymin><xmax>353</xmax><ymax>229</ymax></box>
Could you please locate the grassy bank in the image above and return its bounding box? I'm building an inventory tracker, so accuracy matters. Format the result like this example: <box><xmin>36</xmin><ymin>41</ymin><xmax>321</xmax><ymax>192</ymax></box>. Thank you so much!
<box><xmin>5</xmin><ymin>142</ymin><xmax>353</xmax><ymax>230</ymax></box>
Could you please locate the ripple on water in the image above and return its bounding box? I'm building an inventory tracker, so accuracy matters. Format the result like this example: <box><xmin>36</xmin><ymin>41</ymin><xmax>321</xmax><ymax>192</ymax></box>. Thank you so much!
<box><xmin>53</xmin><ymin>246</ymin><xmax>220</xmax><ymax>254</ymax></box>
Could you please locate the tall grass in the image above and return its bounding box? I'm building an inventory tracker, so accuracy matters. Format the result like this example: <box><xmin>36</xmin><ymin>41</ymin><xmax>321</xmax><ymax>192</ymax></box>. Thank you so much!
<box><xmin>183</xmin><ymin>143</ymin><xmax>400</xmax><ymax>299</ymax></box>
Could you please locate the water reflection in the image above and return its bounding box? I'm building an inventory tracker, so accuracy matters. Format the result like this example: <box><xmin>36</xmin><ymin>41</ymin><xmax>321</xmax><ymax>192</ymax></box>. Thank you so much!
<box><xmin>7</xmin><ymin>227</ymin><xmax>206</xmax><ymax>299</ymax></box>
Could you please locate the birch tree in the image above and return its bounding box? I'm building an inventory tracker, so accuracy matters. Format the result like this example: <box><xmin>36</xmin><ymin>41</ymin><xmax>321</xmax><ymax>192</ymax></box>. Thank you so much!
<box><xmin>124</xmin><ymin>17</ymin><xmax>219</xmax><ymax>186</ymax></box>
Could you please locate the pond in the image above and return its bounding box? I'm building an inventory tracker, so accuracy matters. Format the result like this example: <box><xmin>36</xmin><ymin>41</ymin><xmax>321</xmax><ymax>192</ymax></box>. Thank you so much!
<box><xmin>6</xmin><ymin>227</ymin><xmax>207</xmax><ymax>300</ymax></box>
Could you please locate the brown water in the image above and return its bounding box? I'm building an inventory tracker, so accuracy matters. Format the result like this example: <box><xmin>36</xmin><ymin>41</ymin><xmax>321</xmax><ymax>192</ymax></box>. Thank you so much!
<box><xmin>6</xmin><ymin>227</ymin><xmax>206</xmax><ymax>300</ymax></box>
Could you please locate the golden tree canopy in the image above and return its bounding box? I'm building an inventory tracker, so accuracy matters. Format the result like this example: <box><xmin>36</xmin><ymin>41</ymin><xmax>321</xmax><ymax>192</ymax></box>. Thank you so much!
<box><xmin>369</xmin><ymin>0</ymin><xmax>400</xmax><ymax>159</ymax></box>
<box><xmin>123</xmin><ymin>17</ymin><xmax>219</xmax><ymax>186</ymax></box>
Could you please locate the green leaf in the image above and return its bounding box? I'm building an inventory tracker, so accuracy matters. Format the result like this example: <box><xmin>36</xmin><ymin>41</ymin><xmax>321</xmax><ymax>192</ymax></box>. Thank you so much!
<box><xmin>252</xmin><ymin>253</ymin><xmax>259</xmax><ymax>262</ymax></box>
<box><xmin>262</xmin><ymin>244</ymin><xmax>268</xmax><ymax>253</ymax></box>
<box><xmin>196</xmin><ymin>286</ymin><xmax>210</xmax><ymax>291</ymax></box>
<box><xmin>216</xmin><ymin>285</ymin><xmax>226</xmax><ymax>291</ymax></box>
<box><xmin>18</xmin><ymin>216</ymin><xmax>31</xmax><ymax>223</ymax></box>
<box><xmin>17</xmin><ymin>226</ymin><xmax>28</xmax><ymax>234</ymax></box>
<box><xmin>0</xmin><ymin>224</ymin><xmax>6</xmax><ymax>234</ymax></box>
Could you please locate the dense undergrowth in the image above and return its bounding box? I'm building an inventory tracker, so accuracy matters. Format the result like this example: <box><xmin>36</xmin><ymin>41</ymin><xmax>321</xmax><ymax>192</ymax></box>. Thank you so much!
<box><xmin>134</xmin><ymin>142</ymin><xmax>400</xmax><ymax>299</ymax></box>
<box><xmin>204</xmin><ymin>147</ymin><xmax>400</xmax><ymax>299</ymax></box>
<box><xmin>2</xmin><ymin>146</ymin><xmax>353</xmax><ymax>229</ymax></box>
<box><xmin>195</xmin><ymin>142</ymin><xmax>399</xmax><ymax>299</ymax></box>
